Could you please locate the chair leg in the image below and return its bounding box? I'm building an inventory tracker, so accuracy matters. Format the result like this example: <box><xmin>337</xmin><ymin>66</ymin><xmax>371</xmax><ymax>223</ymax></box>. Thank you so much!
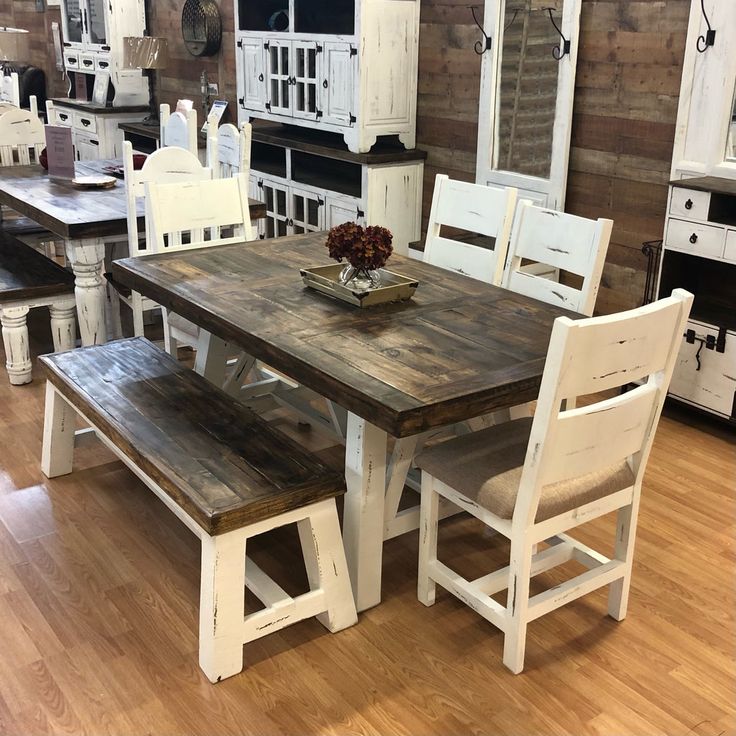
<box><xmin>297</xmin><ymin>498</ymin><xmax>358</xmax><ymax>633</ymax></box>
<box><xmin>131</xmin><ymin>291</ymin><xmax>145</xmax><ymax>338</ymax></box>
<box><xmin>503</xmin><ymin>535</ymin><xmax>533</xmax><ymax>674</ymax></box>
<box><xmin>417</xmin><ymin>473</ymin><xmax>439</xmax><ymax>606</ymax></box>
<box><xmin>608</xmin><ymin>503</ymin><xmax>636</xmax><ymax>621</ymax></box>
<box><xmin>49</xmin><ymin>302</ymin><xmax>77</xmax><ymax>352</ymax></box>
<box><xmin>199</xmin><ymin>529</ymin><xmax>247</xmax><ymax>683</ymax></box>
<box><xmin>41</xmin><ymin>382</ymin><xmax>76</xmax><ymax>477</ymax></box>
<box><xmin>1</xmin><ymin>306</ymin><xmax>32</xmax><ymax>385</ymax></box>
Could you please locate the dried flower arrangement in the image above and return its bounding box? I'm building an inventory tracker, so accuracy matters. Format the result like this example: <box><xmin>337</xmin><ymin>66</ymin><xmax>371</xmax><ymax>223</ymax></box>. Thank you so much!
<box><xmin>325</xmin><ymin>222</ymin><xmax>394</xmax><ymax>274</ymax></box>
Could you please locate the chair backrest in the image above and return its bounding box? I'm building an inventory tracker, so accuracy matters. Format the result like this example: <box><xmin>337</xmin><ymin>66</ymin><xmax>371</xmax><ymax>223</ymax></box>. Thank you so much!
<box><xmin>159</xmin><ymin>103</ymin><xmax>198</xmax><ymax>155</ymax></box>
<box><xmin>145</xmin><ymin>173</ymin><xmax>255</xmax><ymax>254</ymax></box>
<box><xmin>122</xmin><ymin>140</ymin><xmax>212</xmax><ymax>256</ymax></box>
<box><xmin>423</xmin><ymin>174</ymin><xmax>518</xmax><ymax>285</ymax></box>
<box><xmin>0</xmin><ymin>106</ymin><xmax>45</xmax><ymax>166</ymax></box>
<box><xmin>207</xmin><ymin>121</ymin><xmax>252</xmax><ymax>179</ymax></box>
<box><xmin>513</xmin><ymin>289</ymin><xmax>693</xmax><ymax>529</ymax></box>
<box><xmin>503</xmin><ymin>201</ymin><xmax>614</xmax><ymax>316</ymax></box>
<box><xmin>0</xmin><ymin>72</ymin><xmax>20</xmax><ymax>107</ymax></box>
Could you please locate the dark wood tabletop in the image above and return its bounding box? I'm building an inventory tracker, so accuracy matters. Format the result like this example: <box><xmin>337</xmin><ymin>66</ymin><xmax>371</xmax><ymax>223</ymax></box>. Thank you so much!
<box><xmin>0</xmin><ymin>160</ymin><xmax>267</xmax><ymax>241</ymax></box>
<box><xmin>112</xmin><ymin>232</ymin><xmax>578</xmax><ymax>437</ymax></box>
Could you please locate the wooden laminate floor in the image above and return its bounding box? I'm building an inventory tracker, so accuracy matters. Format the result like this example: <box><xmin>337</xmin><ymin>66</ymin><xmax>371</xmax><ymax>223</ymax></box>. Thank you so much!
<box><xmin>0</xmin><ymin>310</ymin><xmax>734</xmax><ymax>736</ymax></box>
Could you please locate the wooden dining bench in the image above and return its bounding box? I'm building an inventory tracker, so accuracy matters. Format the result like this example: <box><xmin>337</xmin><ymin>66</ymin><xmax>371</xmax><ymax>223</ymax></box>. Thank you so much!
<box><xmin>39</xmin><ymin>337</ymin><xmax>357</xmax><ymax>683</ymax></box>
<box><xmin>0</xmin><ymin>235</ymin><xmax>76</xmax><ymax>385</ymax></box>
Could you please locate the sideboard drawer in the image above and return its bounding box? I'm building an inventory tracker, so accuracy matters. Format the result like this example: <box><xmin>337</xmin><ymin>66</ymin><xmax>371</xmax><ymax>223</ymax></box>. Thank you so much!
<box><xmin>64</xmin><ymin>54</ymin><xmax>79</xmax><ymax>70</ymax></box>
<box><xmin>670</xmin><ymin>187</ymin><xmax>711</xmax><ymax>220</ymax></box>
<box><xmin>725</xmin><ymin>230</ymin><xmax>736</xmax><ymax>264</ymax></box>
<box><xmin>73</xmin><ymin>112</ymin><xmax>98</xmax><ymax>135</ymax></box>
<box><xmin>55</xmin><ymin>109</ymin><xmax>73</xmax><ymax>127</ymax></box>
<box><xmin>79</xmin><ymin>54</ymin><xmax>96</xmax><ymax>72</ymax></box>
<box><xmin>665</xmin><ymin>218</ymin><xmax>725</xmax><ymax>259</ymax></box>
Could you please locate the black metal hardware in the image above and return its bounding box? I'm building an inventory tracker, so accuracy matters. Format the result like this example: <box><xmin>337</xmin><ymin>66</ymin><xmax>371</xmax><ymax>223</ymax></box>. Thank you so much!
<box><xmin>82</xmin><ymin>8</ymin><xmax>88</xmax><ymax>34</ymax></box>
<box><xmin>685</xmin><ymin>329</ymin><xmax>696</xmax><ymax>345</ymax></box>
<box><xmin>641</xmin><ymin>240</ymin><xmax>662</xmax><ymax>306</ymax></box>
<box><xmin>63</xmin><ymin>42</ymin><xmax>71</xmax><ymax>47</ymax></box>
<box><xmin>98</xmin><ymin>61</ymin><xmax>108</xmax><ymax>69</ymax></box>
<box><xmin>81</xmin><ymin>118</ymin><xmax>91</xmax><ymax>127</ymax></box>
<box><xmin>349</xmin><ymin>113</ymin><xmax>356</xmax><ymax>124</ymax></box>
<box><xmin>258</xmin><ymin>73</ymin><xmax>264</xmax><ymax>82</ymax></box>
<box><xmin>67</xmin><ymin>57</ymin><xmax>77</xmax><ymax>65</ymax></box>
<box><xmin>265</xmin><ymin>101</ymin><xmax>271</xmax><ymax>112</ymax></box>
<box><xmin>548</xmin><ymin>8</ymin><xmax>570</xmax><ymax>60</ymax></box>
<box><xmin>316</xmin><ymin>44</ymin><xmax>322</xmax><ymax>53</ymax></box>
<box><xmin>470</xmin><ymin>6</ymin><xmax>491</xmax><ymax>55</ymax></box>
<box><xmin>101</xmin><ymin>45</ymin><xmax>110</xmax><ymax>51</ymax></box>
<box><xmin>264</xmin><ymin>41</ymin><xmax>270</xmax><ymax>50</ymax></box>
<box><xmin>237</xmin><ymin>39</ymin><xmax>243</xmax><ymax>48</ymax></box>
<box><xmin>689</xmin><ymin>233</ymin><xmax>698</xmax><ymax>244</ymax></box>
<box><xmin>323</xmin><ymin>79</ymin><xmax>329</xmax><ymax>89</ymax></box>
<box><xmin>705</xmin><ymin>334</ymin><xmax>717</xmax><ymax>351</ymax></box>
<box><xmin>716</xmin><ymin>326</ymin><xmax>727</xmax><ymax>354</ymax></box>
<box><xmin>257</xmin><ymin>179</ymin><xmax>263</xmax><ymax>188</ymax></box>
<box><xmin>696</xmin><ymin>0</ymin><xmax>716</xmax><ymax>52</ymax></box>
<box><xmin>685</xmin><ymin>198</ymin><xmax>693</xmax><ymax>210</ymax></box>
<box><xmin>90</xmin><ymin>139</ymin><xmax>99</xmax><ymax>145</ymax></box>
<box><xmin>684</xmin><ymin>327</ymin><xmax>726</xmax><ymax>370</ymax></box>
<box><xmin>350</xmin><ymin>46</ymin><xmax>357</xmax><ymax>57</ymax></box>
<box><xmin>238</xmin><ymin>96</ymin><xmax>244</xmax><ymax>107</ymax></box>
<box><xmin>357</xmin><ymin>208</ymin><xmax>364</xmax><ymax>219</ymax></box>
<box><xmin>316</xmin><ymin>110</ymin><xmax>323</xmax><ymax>119</ymax></box>
<box><xmin>82</xmin><ymin>59</ymin><xmax>93</xmax><ymax>66</ymax></box>
<box><xmin>318</xmin><ymin>198</ymin><xmax>324</xmax><ymax>206</ymax></box>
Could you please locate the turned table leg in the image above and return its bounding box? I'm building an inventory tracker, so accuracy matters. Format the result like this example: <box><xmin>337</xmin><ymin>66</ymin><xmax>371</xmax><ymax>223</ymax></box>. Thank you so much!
<box><xmin>49</xmin><ymin>301</ymin><xmax>77</xmax><ymax>352</ymax></box>
<box><xmin>1</xmin><ymin>305</ymin><xmax>32</xmax><ymax>385</ymax></box>
<box><xmin>65</xmin><ymin>238</ymin><xmax>107</xmax><ymax>346</ymax></box>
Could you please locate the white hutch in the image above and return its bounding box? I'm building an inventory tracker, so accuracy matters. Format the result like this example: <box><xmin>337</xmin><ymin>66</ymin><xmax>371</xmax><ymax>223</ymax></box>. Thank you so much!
<box><xmin>51</xmin><ymin>0</ymin><xmax>150</xmax><ymax>159</ymax></box>
<box><xmin>656</xmin><ymin>0</ymin><xmax>736</xmax><ymax>422</ymax></box>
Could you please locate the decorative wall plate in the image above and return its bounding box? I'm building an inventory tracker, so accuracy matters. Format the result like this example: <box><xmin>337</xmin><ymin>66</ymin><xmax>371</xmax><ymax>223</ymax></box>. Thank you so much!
<box><xmin>181</xmin><ymin>0</ymin><xmax>222</xmax><ymax>57</ymax></box>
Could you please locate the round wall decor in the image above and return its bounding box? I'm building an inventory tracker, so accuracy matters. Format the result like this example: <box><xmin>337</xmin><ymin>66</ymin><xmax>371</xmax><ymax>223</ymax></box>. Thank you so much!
<box><xmin>181</xmin><ymin>0</ymin><xmax>222</xmax><ymax>57</ymax></box>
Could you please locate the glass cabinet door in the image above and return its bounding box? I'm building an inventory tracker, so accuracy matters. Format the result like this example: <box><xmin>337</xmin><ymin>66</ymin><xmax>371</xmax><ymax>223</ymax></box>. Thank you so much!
<box><xmin>85</xmin><ymin>0</ymin><xmax>108</xmax><ymax>47</ymax></box>
<box><xmin>290</xmin><ymin>187</ymin><xmax>324</xmax><ymax>234</ymax></box>
<box><xmin>62</xmin><ymin>0</ymin><xmax>84</xmax><ymax>45</ymax></box>
<box><xmin>292</xmin><ymin>42</ymin><xmax>320</xmax><ymax>120</ymax></box>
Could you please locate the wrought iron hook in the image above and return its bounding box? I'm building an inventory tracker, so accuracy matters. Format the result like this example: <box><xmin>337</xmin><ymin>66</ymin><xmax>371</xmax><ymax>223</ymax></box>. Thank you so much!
<box><xmin>547</xmin><ymin>7</ymin><xmax>570</xmax><ymax>60</ymax></box>
<box><xmin>696</xmin><ymin>0</ymin><xmax>716</xmax><ymax>52</ymax></box>
<box><xmin>470</xmin><ymin>6</ymin><xmax>492</xmax><ymax>55</ymax></box>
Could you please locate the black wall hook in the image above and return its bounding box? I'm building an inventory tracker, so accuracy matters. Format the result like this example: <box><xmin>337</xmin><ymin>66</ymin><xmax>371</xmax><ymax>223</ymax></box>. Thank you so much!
<box><xmin>470</xmin><ymin>6</ymin><xmax>492</xmax><ymax>55</ymax></box>
<box><xmin>547</xmin><ymin>8</ymin><xmax>570</xmax><ymax>60</ymax></box>
<box><xmin>696</xmin><ymin>0</ymin><xmax>716</xmax><ymax>52</ymax></box>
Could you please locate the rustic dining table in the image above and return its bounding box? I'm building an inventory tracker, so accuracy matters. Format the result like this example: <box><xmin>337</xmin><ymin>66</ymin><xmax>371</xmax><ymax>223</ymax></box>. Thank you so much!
<box><xmin>0</xmin><ymin>159</ymin><xmax>267</xmax><ymax>346</ymax></box>
<box><xmin>112</xmin><ymin>231</ymin><xmax>578</xmax><ymax>612</ymax></box>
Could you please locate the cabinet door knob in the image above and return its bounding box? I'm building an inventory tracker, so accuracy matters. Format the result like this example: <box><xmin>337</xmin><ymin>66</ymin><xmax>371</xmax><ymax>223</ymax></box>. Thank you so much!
<box><xmin>323</xmin><ymin>79</ymin><xmax>328</xmax><ymax>89</ymax></box>
<box><xmin>258</xmin><ymin>73</ymin><xmax>264</xmax><ymax>82</ymax></box>
<box><xmin>689</xmin><ymin>233</ymin><xmax>698</xmax><ymax>244</ymax></box>
<box><xmin>685</xmin><ymin>198</ymin><xmax>693</xmax><ymax>210</ymax></box>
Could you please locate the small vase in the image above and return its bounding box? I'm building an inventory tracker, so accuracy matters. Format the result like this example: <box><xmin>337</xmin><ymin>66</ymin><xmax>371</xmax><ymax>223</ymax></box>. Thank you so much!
<box><xmin>339</xmin><ymin>265</ymin><xmax>382</xmax><ymax>290</ymax></box>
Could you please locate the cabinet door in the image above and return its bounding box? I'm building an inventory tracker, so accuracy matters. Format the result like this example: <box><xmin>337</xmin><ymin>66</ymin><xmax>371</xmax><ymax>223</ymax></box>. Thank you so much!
<box><xmin>62</xmin><ymin>0</ymin><xmax>85</xmax><ymax>46</ymax></box>
<box><xmin>290</xmin><ymin>187</ymin><xmax>325</xmax><ymax>234</ymax></box>
<box><xmin>266</xmin><ymin>40</ymin><xmax>292</xmax><ymax>116</ymax></box>
<box><xmin>325</xmin><ymin>196</ymin><xmax>364</xmax><ymax>229</ymax></box>
<box><xmin>257</xmin><ymin>177</ymin><xmax>290</xmax><ymax>238</ymax></box>
<box><xmin>292</xmin><ymin>42</ymin><xmax>321</xmax><ymax>121</ymax></box>
<box><xmin>322</xmin><ymin>42</ymin><xmax>355</xmax><ymax>127</ymax></box>
<box><xmin>74</xmin><ymin>133</ymin><xmax>101</xmax><ymax>161</ymax></box>
<box><xmin>240</xmin><ymin>37</ymin><xmax>267</xmax><ymax>113</ymax></box>
<box><xmin>84</xmin><ymin>0</ymin><xmax>108</xmax><ymax>48</ymax></box>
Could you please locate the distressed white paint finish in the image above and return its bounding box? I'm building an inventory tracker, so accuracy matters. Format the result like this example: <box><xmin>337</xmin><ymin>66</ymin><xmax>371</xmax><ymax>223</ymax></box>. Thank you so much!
<box><xmin>160</xmin><ymin>104</ymin><xmax>198</xmax><ymax>156</ymax></box>
<box><xmin>342</xmin><ymin>412</ymin><xmax>388</xmax><ymax>612</ymax></box>
<box><xmin>424</xmin><ymin>174</ymin><xmax>517</xmax><ymax>284</ymax></box>
<box><xmin>234</xmin><ymin>0</ymin><xmax>420</xmax><ymax>153</ymax></box>
<box><xmin>503</xmin><ymin>201</ymin><xmax>613</xmax><ymax>316</ymax></box>
<box><xmin>41</xmin><ymin>387</ymin><xmax>357</xmax><ymax>683</ymax></box>
<box><xmin>65</xmin><ymin>238</ymin><xmax>107</xmax><ymax>346</ymax></box>
<box><xmin>0</xmin><ymin>72</ymin><xmax>20</xmax><ymax>108</ymax></box>
<box><xmin>1</xmin><ymin>305</ymin><xmax>31</xmax><ymax>385</ymax></box>
<box><xmin>671</xmin><ymin>1</ymin><xmax>736</xmax><ymax>181</ymax></box>
<box><xmin>48</xmin><ymin>302</ymin><xmax>77</xmax><ymax>352</ymax></box>
<box><xmin>417</xmin><ymin>290</ymin><xmax>693</xmax><ymax>673</ymax></box>
<box><xmin>208</xmin><ymin>122</ymin><xmax>252</xmax><ymax>179</ymax></box>
<box><xmin>475</xmin><ymin>0</ymin><xmax>582</xmax><ymax>210</ymax></box>
<box><xmin>0</xmin><ymin>106</ymin><xmax>45</xmax><ymax>166</ymax></box>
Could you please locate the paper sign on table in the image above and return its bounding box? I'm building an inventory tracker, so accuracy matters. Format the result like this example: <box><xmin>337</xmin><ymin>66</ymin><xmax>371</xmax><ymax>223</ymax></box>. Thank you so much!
<box><xmin>44</xmin><ymin>125</ymin><xmax>76</xmax><ymax>181</ymax></box>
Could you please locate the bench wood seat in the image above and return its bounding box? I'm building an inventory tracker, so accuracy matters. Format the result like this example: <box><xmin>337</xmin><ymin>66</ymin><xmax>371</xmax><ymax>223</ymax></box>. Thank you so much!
<box><xmin>0</xmin><ymin>235</ymin><xmax>76</xmax><ymax>385</ymax></box>
<box><xmin>40</xmin><ymin>337</ymin><xmax>358</xmax><ymax>682</ymax></box>
<box><xmin>39</xmin><ymin>337</ymin><xmax>344</xmax><ymax>535</ymax></box>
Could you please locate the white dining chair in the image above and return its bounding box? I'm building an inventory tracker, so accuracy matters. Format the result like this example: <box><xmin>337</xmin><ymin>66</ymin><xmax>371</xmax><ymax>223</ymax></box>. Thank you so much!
<box><xmin>423</xmin><ymin>174</ymin><xmax>518</xmax><ymax>285</ymax></box>
<box><xmin>415</xmin><ymin>289</ymin><xmax>693</xmax><ymax>674</ymax></box>
<box><xmin>144</xmin><ymin>173</ymin><xmax>256</xmax><ymax>384</ymax></box>
<box><xmin>207</xmin><ymin>121</ymin><xmax>252</xmax><ymax>179</ymax></box>
<box><xmin>503</xmin><ymin>201</ymin><xmax>614</xmax><ymax>317</ymax></box>
<box><xmin>0</xmin><ymin>105</ymin><xmax>44</xmax><ymax>166</ymax></box>
<box><xmin>108</xmin><ymin>141</ymin><xmax>212</xmax><ymax>338</ymax></box>
<box><xmin>159</xmin><ymin>103</ymin><xmax>198</xmax><ymax>155</ymax></box>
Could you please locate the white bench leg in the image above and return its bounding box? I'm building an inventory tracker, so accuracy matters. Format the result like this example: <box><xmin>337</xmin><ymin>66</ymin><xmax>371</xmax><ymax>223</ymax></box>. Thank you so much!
<box><xmin>49</xmin><ymin>302</ymin><xmax>77</xmax><ymax>352</ymax></box>
<box><xmin>1</xmin><ymin>305</ymin><xmax>32</xmax><ymax>385</ymax></box>
<box><xmin>199</xmin><ymin>529</ymin><xmax>247</xmax><ymax>683</ymax></box>
<box><xmin>41</xmin><ymin>382</ymin><xmax>76</xmax><ymax>477</ymax></box>
<box><xmin>298</xmin><ymin>498</ymin><xmax>358</xmax><ymax>633</ymax></box>
<box><xmin>417</xmin><ymin>473</ymin><xmax>439</xmax><ymax>606</ymax></box>
<box><xmin>194</xmin><ymin>330</ymin><xmax>229</xmax><ymax>387</ymax></box>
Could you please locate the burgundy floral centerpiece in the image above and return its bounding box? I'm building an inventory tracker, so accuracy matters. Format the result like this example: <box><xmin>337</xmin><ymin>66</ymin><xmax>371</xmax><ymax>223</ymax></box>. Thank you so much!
<box><xmin>325</xmin><ymin>222</ymin><xmax>393</xmax><ymax>290</ymax></box>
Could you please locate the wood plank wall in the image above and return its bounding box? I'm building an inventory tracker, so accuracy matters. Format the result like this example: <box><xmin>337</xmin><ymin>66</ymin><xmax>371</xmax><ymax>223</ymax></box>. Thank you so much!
<box><xmin>0</xmin><ymin>2</ymin><xmax>66</xmax><ymax>100</ymax></box>
<box><xmin>7</xmin><ymin>0</ymin><xmax>691</xmax><ymax>314</ymax></box>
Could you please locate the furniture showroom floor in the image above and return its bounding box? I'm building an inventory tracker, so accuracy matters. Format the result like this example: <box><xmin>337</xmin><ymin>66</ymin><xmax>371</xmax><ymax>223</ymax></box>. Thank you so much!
<box><xmin>0</xmin><ymin>310</ymin><xmax>733</xmax><ymax>736</ymax></box>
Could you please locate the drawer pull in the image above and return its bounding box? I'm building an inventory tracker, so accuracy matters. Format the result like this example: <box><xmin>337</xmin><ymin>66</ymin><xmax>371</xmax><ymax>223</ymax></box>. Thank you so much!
<box><xmin>98</xmin><ymin>61</ymin><xmax>109</xmax><ymax>69</ymax></box>
<box><xmin>685</xmin><ymin>198</ymin><xmax>693</xmax><ymax>210</ymax></box>
<box><xmin>689</xmin><ymin>233</ymin><xmax>698</xmax><ymax>244</ymax></box>
<box><xmin>59</xmin><ymin>113</ymin><xmax>69</xmax><ymax>121</ymax></box>
<box><xmin>83</xmin><ymin>59</ymin><xmax>93</xmax><ymax>67</ymax></box>
<box><xmin>81</xmin><ymin>118</ymin><xmax>91</xmax><ymax>127</ymax></box>
<box><xmin>258</xmin><ymin>73</ymin><xmax>264</xmax><ymax>82</ymax></box>
<box><xmin>67</xmin><ymin>57</ymin><xmax>78</xmax><ymax>64</ymax></box>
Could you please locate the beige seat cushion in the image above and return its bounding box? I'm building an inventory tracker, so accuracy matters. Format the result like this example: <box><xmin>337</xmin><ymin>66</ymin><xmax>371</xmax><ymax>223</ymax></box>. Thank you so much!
<box><xmin>415</xmin><ymin>418</ymin><xmax>635</xmax><ymax>523</ymax></box>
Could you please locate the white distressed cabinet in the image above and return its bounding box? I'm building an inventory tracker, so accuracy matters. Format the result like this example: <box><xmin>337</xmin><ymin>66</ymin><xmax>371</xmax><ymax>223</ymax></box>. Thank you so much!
<box><xmin>235</xmin><ymin>0</ymin><xmax>420</xmax><ymax>153</ymax></box>
<box><xmin>249</xmin><ymin>128</ymin><xmax>424</xmax><ymax>253</ymax></box>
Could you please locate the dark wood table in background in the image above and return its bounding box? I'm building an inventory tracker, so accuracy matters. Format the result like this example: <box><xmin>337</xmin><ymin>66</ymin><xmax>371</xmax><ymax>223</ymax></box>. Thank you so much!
<box><xmin>113</xmin><ymin>231</ymin><xmax>577</xmax><ymax>611</ymax></box>
<box><xmin>0</xmin><ymin>160</ymin><xmax>267</xmax><ymax>345</ymax></box>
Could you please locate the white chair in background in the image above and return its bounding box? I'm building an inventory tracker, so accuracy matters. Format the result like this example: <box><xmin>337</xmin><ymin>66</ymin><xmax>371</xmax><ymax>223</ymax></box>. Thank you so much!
<box><xmin>107</xmin><ymin>141</ymin><xmax>212</xmax><ymax>337</ymax></box>
<box><xmin>503</xmin><ymin>201</ymin><xmax>613</xmax><ymax>317</ymax></box>
<box><xmin>159</xmin><ymin>103</ymin><xmax>198</xmax><ymax>155</ymax></box>
<box><xmin>0</xmin><ymin>106</ymin><xmax>44</xmax><ymax>166</ymax></box>
<box><xmin>144</xmin><ymin>173</ymin><xmax>256</xmax><ymax>384</ymax></box>
<box><xmin>207</xmin><ymin>121</ymin><xmax>252</xmax><ymax>179</ymax></box>
<box><xmin>423</xmin><ymin>174</ymin><xmax>518</xmax><ymax>285</ymax></box>
<box><xmin>416</xmin><ymin>289</ymin><xmax>693</xmax><ymax>674</ymax></box>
